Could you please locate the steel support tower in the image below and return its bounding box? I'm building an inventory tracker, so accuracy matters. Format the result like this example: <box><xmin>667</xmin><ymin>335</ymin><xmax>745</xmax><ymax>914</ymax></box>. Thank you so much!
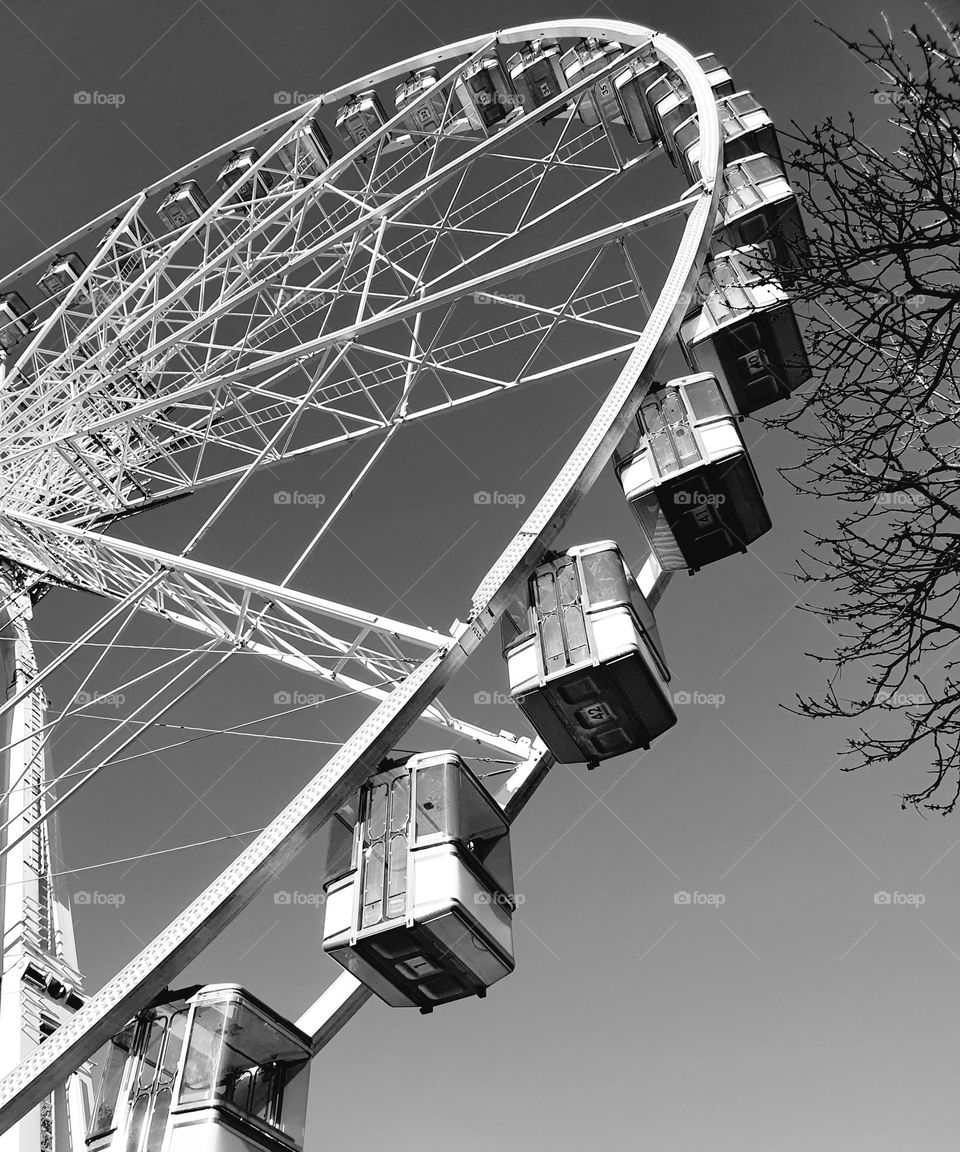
<box><xmin>0</xmin><ymin>575</ymin><xmax>92</xmax><ymax>1151</ymax></box>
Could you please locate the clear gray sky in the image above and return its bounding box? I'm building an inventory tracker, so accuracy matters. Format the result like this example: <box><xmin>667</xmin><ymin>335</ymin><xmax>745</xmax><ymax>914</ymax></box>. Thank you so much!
<box><xmin>1</xmin><ymin>1</ymin><xmax>955</xmax><ymax>1150</ymax></box>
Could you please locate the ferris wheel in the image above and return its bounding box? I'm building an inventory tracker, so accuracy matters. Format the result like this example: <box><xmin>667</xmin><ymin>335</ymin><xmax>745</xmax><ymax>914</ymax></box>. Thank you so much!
<box><xmin>0</xmin><ymin>18</ymin><xmax>810</xmax><ymax>1151</ymax></box>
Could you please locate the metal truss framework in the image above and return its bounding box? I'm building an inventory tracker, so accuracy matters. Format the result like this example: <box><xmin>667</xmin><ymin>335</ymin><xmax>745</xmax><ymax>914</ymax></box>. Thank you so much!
<box><xmin>0</xmin><ymin>38</ymin><xmax>667</xmax><ymax>524</ymax></box>
<box><xmin>0</xmin><ymin>19</ymin><xmax>723</xmax><ymax>1135</ymax></box>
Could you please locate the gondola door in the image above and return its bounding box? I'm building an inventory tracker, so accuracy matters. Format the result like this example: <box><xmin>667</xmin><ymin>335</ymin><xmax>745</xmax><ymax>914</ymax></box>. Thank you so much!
<box><xmin>359</xmin><ymin>772</ymin><xmax>410</xmax><ymax>930</ymax></box>
<box><xmin>122</xmin><ymin>1005</ymin><xmax>188</xmax><ymax>1152</ymax></box>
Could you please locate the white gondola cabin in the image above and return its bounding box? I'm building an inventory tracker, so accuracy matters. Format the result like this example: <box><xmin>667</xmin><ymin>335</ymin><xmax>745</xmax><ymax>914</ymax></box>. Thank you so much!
<box><xmin>0</xmin><ymin>292</ymin><xmax>31</xmax><ymax>352</ymax></box>
<box><xmin>682</xmin><ymin>153</ymin><xmax>808</xmax><ymax>271</ymax></box>
<box><xmin>693</xmin><ymin>53</ymin><xmax>736</xmax><ymax>95</ymax></box>
<box><xmin>675</xmin><ymin>90</ymin><xmax>785</xmax><ymax>184</ymax></box>
<box><xmin>336</xmin><ymin>90</ymin><xmax>393</xmax><ymax>158</ymax></box>
<box><xmin>396</xmin><ymin>67</ymin><xmax>462</xmax><ymax>136</ymax></box>
<box><xmin>37</xmin><ymin>251</ymin><xmax>87</xmax><ymax>300</ymax></box>
<box><xmin>561</xmin><ymin>37</ymin><xmax>626</xmax><ymax>127</ymax></box>
<box><xmin>646</xmin><ymin>53</ymin><xmax>736</xmax><ymax>165</ymax></box>
<box><xmin>502</xmin><ymin>541</ymin><xmax>676</xmax><ymax>767</ymax></box>
<box><xmin>216</xmin><ymin>148</ymin><xmax>273</xmax><ymax>207</ymax></box>
<box><xmin>276</xmin><ymin>118</ymin><xmax>333</xmax><ymax>181</ymax></box>
<box><xmin>613</xmin><ymin>42</ymin><xmax>667</xmax><ymax>146</ymax></box>
<box><xmin>323</xmin><ymin>751</ymin><xmax>515</xmax><ymax>1012</ymax></box>
<box><xmin>680</xmin><ymin>244</ymin><xmax>811</xmax><ymax>415</ymax></box>
<box><xmin>506</xmin><ymin>39</ymin><xmax>569</xmax><ymax>121</ymax></box>
<box><xmin>156</xmin><ymin>181</ymin><xmax>211</xmax><ymax>232</ymax></box>
<box><xmin>615</xmin><ymin>373</ymin><xmax>771</xmax><ymax>573</ymax></box>
<box><xmin>455</xmin><ymin>53</ymin><xmax>520</xmax><ymax>133</ymax></box>
<box><xmin>86</xmin><ymin>984</ymin><xmax>311</xmax><ymax>1152</ymax></box>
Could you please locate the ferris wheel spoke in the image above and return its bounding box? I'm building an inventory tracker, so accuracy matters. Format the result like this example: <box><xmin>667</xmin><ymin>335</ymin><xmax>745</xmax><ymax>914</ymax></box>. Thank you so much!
<box><xmin>1</xmin><ymin>135</ymin><xmax>630</xmax><ymax>472</ymax></box>
<box><xmin>0</xmin><ymin>197</ymin><xmax>689</xmax><ymax>526</ymax></box>
<box><xmin>186</xmin><ymin>199</ymin><xmax>688</xmax><ymax>398</ymax></box>
<box><xmin>0</xmin><ymin>641</ymin><xmax>235</xmax><ymax>870</ymax></box>
<box><xmin>0</xmin><ymin>510</ymin><xmax>449</xmax><ymax>656</ymax></box>
<box><xmin>13</xmin><ymin>596</ymin><xmax>205</xmax><ymax>763</ymax></box>
<box><xmin>8</xmin><ymin>44</ymin><xmax>641</xmax><ymax>451</ymax></box>
<box><xmin>0</xmin><ymin>575</ymin><xmax>164</xmax><ymax>737</ymax></box>
<box><xmin>174</xmin><ymin>199</ymin><xmax>688</xmax><ymax>413</ymax></box>
<box><xmin>0</xmin><ymin>536</ymin><xmax>500</xmax><ymax>764</ymax></box>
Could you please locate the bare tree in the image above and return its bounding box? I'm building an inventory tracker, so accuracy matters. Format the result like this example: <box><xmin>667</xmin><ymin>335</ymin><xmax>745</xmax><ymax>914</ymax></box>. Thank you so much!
<box><xmin>773</xmin><ymin>14</ymin><xmax>960</xmax><ymax>810</ymax></box>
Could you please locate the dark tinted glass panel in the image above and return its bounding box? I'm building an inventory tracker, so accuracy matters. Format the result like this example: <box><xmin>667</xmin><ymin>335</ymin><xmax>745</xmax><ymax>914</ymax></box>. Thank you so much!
<box><xmin>500</xmin><ymin>596</ymin><xmax>532</xmax><ymax>649</ymax></box>
<box><xmin>627</xmin><ymin>582</ymin><xmax>659</xmax><ymax>652</ymax></box>
<box><xmin>468</xmin><ymin>68</ymin><xmax>505</xmax><ymax>127</ymax></box>
<box><xmin>746</xmin><ymin>154</ymin><xmax>782</xmax><ymax>181</ymax></box>
<box><xmin>640</xmin><ymin>394</ymin><xmax>665</xmax><ymax>435</ymax></box>
<box><xmin>648</xmin><ymin>74</ymin><xmax>685</xmax><ymax>104</ymax></box>
<box><xmin>660</xmin><ymin>101</ymin><xmax>693</xmax><ymax>136</ymax></box>
<box><xmin>580</xmin><ymin>548</ymin><xmax>628</xmax><ymax>606</ymax></box>
<box><xmin>469</xmin><ymin>70</ymin><xmax>495</xmax><ymax>101</ymax></box>
<box><xmin>88</xmin><ymin>1024</ymin><xmax>135</xmax><ymax>1139</ymax></box>
<box><xmin>324</xmin><ymin>811</ymin><xmax>355</xmax><ymax>884</ymax></box>
<box><xmin>729</xmin><ymin>92</ymin><xmax>761</xmax><ymax>114</ymax></box>
<box><xmin>734</xmin><ymin>324</ymin><xmax>769</xmax><ymax>376</ymax></box>
<box><xmin>227</xmin><ymin>1069</ymin><xmax>254</xmax><ymax>1115</ymax></box>
<box><xmin>453</xmin><ymin>769</ymin><xmax>513</xmax><ymax>894</ymax></box>
<box><xmin>527</xmin><ymin>60</ymin><xmax>561</xmax><ymax>103</ymax></box>
<box><xmin>279</xmin><ymin>1060</ymin><xmax>310</xmax><ymax>1145</ymax></box>
<box><xmin>615</xmin><ymin>414</ymin><xmax>644</xmax><ymax>461</ymax></box>
<box><xmin>684</xmin><ymin>376</ymin><xmax>731</xmax><ymax>421</ymax></box>
<box><xmin>739</xmin><ymin>217</ymin><xmax>773</xmax><ymax>246</ymax></box>
<box><xmin>248</xmin><ymin>1064</ymin><xmax>279</xmax><ymax>1126</ymax></box>
<box><xmin>476</xmin><ymin>833</ymin><xmax>514</xmax><ymax>897</ymax></box>
<box><xmin>675</xmin><ymin>120</ymin><xmax>699</xmax><ymax>151</ymax></box>
<box><xmin>202</xmin><ymin>997</ymin><xmax>309</xmax><ymax>1138</ymax></box>
<box><xmin>415</xmin><ymin>763</ymin><xmax>449</xmax><ymax>839</ymax></box>
<box><xmin>179</xmin><ymin>1003</ymin><xmax>225</xmax><ymax>1105</ymax></box>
